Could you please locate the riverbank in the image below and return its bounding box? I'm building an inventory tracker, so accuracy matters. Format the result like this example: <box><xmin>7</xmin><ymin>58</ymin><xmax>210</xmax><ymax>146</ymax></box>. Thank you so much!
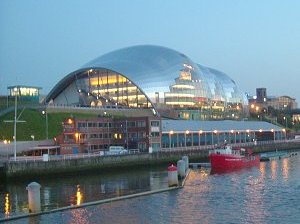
<box><xmin>1</xmin><ymin>141</ymin><xmax>300</xmax><ymax>180</ymax></box>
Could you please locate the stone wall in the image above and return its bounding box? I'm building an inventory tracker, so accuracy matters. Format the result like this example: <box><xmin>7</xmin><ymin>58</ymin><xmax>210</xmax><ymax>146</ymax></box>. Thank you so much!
<box><xmin>4</xmin><ymin>150</ymin><xmax>207</xmax><ymax>179</ymax></box>
<box><xmin>3</xmin><ymin>142</ymin><xmax>300</xmax><ymax>179</ymax></box>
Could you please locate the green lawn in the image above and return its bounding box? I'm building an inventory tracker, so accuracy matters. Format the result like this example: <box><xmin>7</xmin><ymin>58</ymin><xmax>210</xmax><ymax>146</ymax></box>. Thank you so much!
<box><xmin>0</xmin><ymin>109</ymin><xmax>97</xmax><ymax>141</ymax></box>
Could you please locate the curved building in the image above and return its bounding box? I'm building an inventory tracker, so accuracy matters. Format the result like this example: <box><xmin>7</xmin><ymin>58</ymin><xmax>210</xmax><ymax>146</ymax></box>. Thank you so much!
<box><xmin>46</xmin><ymin>45</ymin><xmax>248</xmax><ymax>120</ymax></box>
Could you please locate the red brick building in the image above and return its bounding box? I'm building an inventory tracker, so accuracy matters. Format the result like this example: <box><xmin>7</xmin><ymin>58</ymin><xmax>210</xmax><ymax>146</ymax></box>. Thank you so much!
<box><xmin>59</xmin><ymin>116</ymin><xmax>161</xmax><ymax>154</ymax></box>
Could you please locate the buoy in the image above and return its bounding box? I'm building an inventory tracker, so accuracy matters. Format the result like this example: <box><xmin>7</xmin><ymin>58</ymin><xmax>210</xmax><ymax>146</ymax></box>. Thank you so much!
<box><xmin>26</xmin><ymin>182</ymin><xmax>41</xmax><ymax>213</ymax></box>
<box><xmin>182</xmin><ymin>156</ymin><xmax>189</xmax><ymax>171</ymax></box>
<box><xmin>168</xmin><ymin>165</ymin><xmax>178</xmax><ymax>187</ymax></box>
<box><xmin>177</xmin><ymin>160</ymin><xmax>185</xmax><ymax>179</ymax></box>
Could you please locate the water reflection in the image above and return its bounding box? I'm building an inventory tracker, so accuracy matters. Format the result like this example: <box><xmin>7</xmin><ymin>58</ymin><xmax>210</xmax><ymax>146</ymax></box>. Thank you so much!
<box><xmin>0</xmin><ymin>166</ymin><xmax>168</xmax><ymax>218</ymax></box>
<box><xmin>69</xmin><ymin>208</ymin><xmax>89</xmax><ymax>224</ymax></box>
<box><xmin>271</xmin><ymin>160</ymin><xmax>277</xmax><ymax>180</ymax></box>
<box><xmin>2</xmin><ymin>155</ymin><xmax>300</xmax><ymax>223</ymax></box>
<box><xmin>76</xmin><ymin>185</ymin><xmax>83</xmax><ymax>206</ymax></box>
<box><xmin>282</xmin><ymin>158</ymin><xmax>289</xmax><ymax>180</ymax></box>
<box><xmin>259</xmin><ymin>161</ymin><xmax>266</xmax><ymax>178</ymax></box>
<box><xmin>5</xmin><ymin>193</ymin><xmax>9</xmax><ymax>217</ymax></box>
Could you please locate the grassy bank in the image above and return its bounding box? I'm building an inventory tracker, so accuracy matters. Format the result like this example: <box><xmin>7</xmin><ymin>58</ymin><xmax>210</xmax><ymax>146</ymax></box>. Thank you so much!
<box><xmin>0</xmin><ymin>109</ymin><xmax>98</xmax><ymax>141</ymax></box>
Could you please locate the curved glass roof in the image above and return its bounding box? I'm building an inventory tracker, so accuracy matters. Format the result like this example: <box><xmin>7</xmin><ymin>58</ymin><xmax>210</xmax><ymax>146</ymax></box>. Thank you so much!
<box><xmin>46</xmin><ymin>45</ymin><xmax>247</xmax><ymax>120</ymax></box>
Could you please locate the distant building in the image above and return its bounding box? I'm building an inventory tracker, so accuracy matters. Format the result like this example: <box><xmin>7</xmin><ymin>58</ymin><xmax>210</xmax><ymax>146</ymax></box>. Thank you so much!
<box><xmin>267</xmin><ymin>96</ymin><xmax>297</xmax><ymax>110</ymax></box>
<box><xmin>292</xmin><ymin>114</ymin><xmax>300</xmax><ymax>123</ymax></box>
<box><xmin>249</xmin><ymin>88</ymin><xmax>297</xmax><ymax>113</ymax></box>
<box><xmin>256</xmin><ymin>88</ymin><xmax>267</xmax><ymax>104</ymax></box>
<box><xmin>7</xmin><ymin>85</ymin><xmax>42</xmax><ymax>103</ymax></box>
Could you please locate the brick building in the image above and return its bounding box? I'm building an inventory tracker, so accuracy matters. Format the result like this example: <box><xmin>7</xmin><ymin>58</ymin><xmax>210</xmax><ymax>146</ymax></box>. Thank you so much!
<box><xmin>59</xmin><ymin>116</ymin><xmax>161</xmax><ymax>154</ymax></box>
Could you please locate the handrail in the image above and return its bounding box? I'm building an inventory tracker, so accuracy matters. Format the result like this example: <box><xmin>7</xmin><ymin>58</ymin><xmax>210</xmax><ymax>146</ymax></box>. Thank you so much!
<box><xmin>5</xmin><ymin>139</ymin><xmax>296</xmax><ymax>163</ymax></box>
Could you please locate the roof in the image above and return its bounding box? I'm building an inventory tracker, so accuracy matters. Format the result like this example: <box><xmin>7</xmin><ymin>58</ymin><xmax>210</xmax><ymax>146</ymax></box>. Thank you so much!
<box><xmin>162</xmin><ymin>119</ymin><xmax>283</xmax><ymax>133</ymax></box>
<box><xmin>45</xmin><ymin>45</ymin><xmax>246</xmax><ymax>106</ymax></box>
<box><xmin>8</xmin><ymin>85</ymin><xmax>42</xmax><ymax>90</ymax></box>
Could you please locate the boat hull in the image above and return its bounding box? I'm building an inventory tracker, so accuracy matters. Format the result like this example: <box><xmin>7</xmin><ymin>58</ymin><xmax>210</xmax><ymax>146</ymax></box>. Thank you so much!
<box><xmin>209</xmin><ymin>154</ymin><xmax>260</xmax><ymax>172</ymax></box>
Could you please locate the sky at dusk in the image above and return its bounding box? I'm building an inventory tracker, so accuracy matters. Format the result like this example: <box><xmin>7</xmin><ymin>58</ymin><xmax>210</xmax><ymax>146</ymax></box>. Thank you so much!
<box><xmin>0</xmin><ymin>0</ymin><xmax>300</xmax><ymax>103</ymax></box>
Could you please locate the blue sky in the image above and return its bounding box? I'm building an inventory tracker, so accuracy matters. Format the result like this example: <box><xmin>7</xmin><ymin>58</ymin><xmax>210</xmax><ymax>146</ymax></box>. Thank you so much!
<box><xmin>0</xmin><ymin>0</ymin><xmax>300</xmax><ymax>102</ymax></box>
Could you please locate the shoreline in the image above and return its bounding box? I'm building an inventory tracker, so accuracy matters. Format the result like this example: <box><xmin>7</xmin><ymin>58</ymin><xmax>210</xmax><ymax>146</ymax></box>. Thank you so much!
<box><xmin>1</xmin><ymin>141</ymin><xmax>300</xmax><ymax>180</ymax></box>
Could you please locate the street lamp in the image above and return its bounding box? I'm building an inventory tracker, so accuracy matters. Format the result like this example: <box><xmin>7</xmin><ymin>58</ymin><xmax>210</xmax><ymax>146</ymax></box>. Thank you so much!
<box><xmin>283</xmin><ymin>116</ymin><xmax>287</xmax><ymax>129</ymax></box>
<box><xmin>42</xmin><ymin>110</ymin><xmax>48</xmax><ymax>139</ymax></box>
<box><xmin>169</xmin><ymin>130</ymin><xmax>174</xmax><ymax>148</ymax></box>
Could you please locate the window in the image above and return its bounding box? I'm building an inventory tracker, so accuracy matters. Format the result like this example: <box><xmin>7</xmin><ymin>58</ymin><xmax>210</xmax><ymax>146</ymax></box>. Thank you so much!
<box><xmin>128</xmin><ymin>121</ymin><xmax>136</xmax><ymax>127</ymax></box>
<box><xmin>137</xmin><ymin>121</ymin><xmax>146</xmax><ymax>127</ymax></box>
<box><xmin>129</xmin><ymin>132</ymin><xmax>137</xmax><ymax>139</ymax></box>
<box><xmin>78</xmin><ymin>122</ymin><xmax>86</xmax><ymax>128</ymax></box>
<box><xmin>151</xmin><ymin>132</ymin><xmax>160</xmax><ymax>137</ymax></box>
<box><xmin>151</xmin><ymin>143</ymin><xmax>160</xmax><ymax>149</ymax></box>
<box><xmin>151</xmin><ymin>121</ymin><xmax>160</xmax><ymax>127</ymax></box>
<box><xmin>138</xmin><ymin>132</ymin><xmax>146</xmax><ymax>139</ymax></box>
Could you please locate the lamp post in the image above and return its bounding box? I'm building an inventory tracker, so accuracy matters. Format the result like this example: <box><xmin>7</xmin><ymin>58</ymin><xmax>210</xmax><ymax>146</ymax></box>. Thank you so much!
<box><xmin>4</xmin><ymin>94</ymin><xmax>26</xmax><ymax>161</ymax></box>
<box><xmin>169</xmin><ymin>130</ymin><xmax>174</xmax><ymax>148</ymax></box>
<box><xmin>42</xmin><ymin>110</ymin><xmax>48</xmax><ymax>139</ymax></box>
<box><xmin>283</xmin><ymin>116</ymin><xmax>287</xmax><ymax>129</ymax></box>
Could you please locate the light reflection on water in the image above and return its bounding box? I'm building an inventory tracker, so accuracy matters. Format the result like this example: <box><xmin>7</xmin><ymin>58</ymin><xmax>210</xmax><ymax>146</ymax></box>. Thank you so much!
<box><xmin>2</xmin><ymin>155</ymin><xmax>300</xmax><ymax>223</ymax></box>
<box><xmin>0</xmin><ymin>166</ymin><xmax>169</xmax><ymax>219</ymax></box>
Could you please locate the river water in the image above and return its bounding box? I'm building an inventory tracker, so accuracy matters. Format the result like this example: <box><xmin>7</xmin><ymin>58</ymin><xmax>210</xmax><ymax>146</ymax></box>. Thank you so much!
<box><xmin>1</xmin><ymin>153</ymin><xmax>300</xmax><ymax>223</ymax></box>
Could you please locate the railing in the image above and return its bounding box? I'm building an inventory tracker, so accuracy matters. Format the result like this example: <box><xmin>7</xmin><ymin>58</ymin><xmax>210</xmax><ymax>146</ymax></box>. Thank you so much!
<box><xmin>160</xmin><ymin>139</ymin><xmax>290</xmax><ymax>152</ymax></box>
<box><xmin>7</xmin><ymin>150</ymin><xmax>143</xmax><ymax>163</ymax></box>
<box><xmin>4</xmin><ymin>139</ymin><xmax>297</xmax><ymax>163</ymax></box>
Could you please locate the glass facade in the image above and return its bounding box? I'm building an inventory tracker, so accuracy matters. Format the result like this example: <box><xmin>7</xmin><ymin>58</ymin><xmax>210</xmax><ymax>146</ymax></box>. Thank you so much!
<box><xmin>46</xmin><ymin>45</ymin><xmax>248</xmax><ymax>120</ymax></box>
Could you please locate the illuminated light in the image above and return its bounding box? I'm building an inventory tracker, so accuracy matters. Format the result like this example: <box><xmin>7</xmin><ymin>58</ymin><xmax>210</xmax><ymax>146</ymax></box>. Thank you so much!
<box><xmin>68</xmin><ymin>118</ymin><xmax>73</xmax><ymax>124</ymax></box>
<box><xmin>271</xmin><ymin>129</ymin><xmax>274</xmax><ymax>132</ymax></box>
<box><xmin>169</xmin><ymin>130</ymin><xmax>174</xmax><ymax>135</ymax></box>
<box><xmin>91</xmin><ymin>86</ymin><xmax>137</xmax><ymax>93</ymax></box>
<box><xmin>251</xmin><ymin>104</ymin><xmax>255</xmax><ymax>109</ymax></box>
<box><xmin>246</xmin><ymin>129</ymin><xmax>250</xmax><ymax>133</ymax></box>
<box><xmin>183</xmin><ymin>63</ymin><xmax>194</xmax><ymax>70</ymax></box>
<box><xmin>165</xmin><ymin>102</ymin><xmax>195</xmax><ymax>106</ymax></box>
<box><xmin>76</xmin><ymin>185</ymin><xmax>83</xmax><ymax>205</ymax></box>
<box><xmin>199</xmin><ymin>130</ymin><xmax>203</xmax><ymax>134</ymax></box>
<box><xmin>165</xmin><ymin>93</ymin><xmax>195</xmax><ymax>97</ymax></box>
<box><xmin>185</xmin><ymin>130</ymin><xmax>190</xmax><ymax>135</ymax></box>
<box><xmin>213</xmin><ymin>130</ymin><xmax>218</xmax><ymax>134</ymax></box>
<box><xmin>3</xmin><ymin>140</ymin><xmax>8</xmax><ymax>144</ymax></box>
<box><xmin>5</xmin><ymin>193</ymin><xmax>9</xmax><ymax>216</ymax></box>
<box><xmin>236</xmin><ymin>106</ymin><xmax>240</xmax><ymax>110</ymax></box>
<box><xmin>255</xmin><ymin>106</ymin><xmax>260</xmax><ymax>111</ymax></box>
<box><xmin>230</xmin><ymin>130</ymin><xmax>234</xmax><ymax>133</ymax></box>
<box><xmin>172</xmin><ymin>84</ymin><xmax>195</xmax><ymax>89</ymax></box>
<box><xmin>282</xmin><ymin>129</ymin><xmax>286</xmax><ymax>132</ymax></box>
<box><xmin>75</xmin><ymin>133</ymin><xmax>79</xmax><ymax>140</ymax></box>
<box><xmin>78</xmin><ymin>89</ymin><xmax>82</xmax><ymax>93</ymax></box>
<box><xmin>112</xmin><ymin>95</ymin><xmax>146</xmax><ymax>100</ymax></box>
<box><xmin>114</xmin><ymin>133</ymin><xmax>118</xmax><ymax>139</ymax></box>
<box><xmin>259</xmin><ymin>129</ymin><xmax>263</xmax><ymax>132</ymax></box>
<box><xmin>119</xmin><ymin>134</ymin><xmax>122</xmax><ymax>139</ymax></box>
<box><xmin>87</xmin><ymin>93</ymin><xmax>90</xmax><ymax>96</ymax></box>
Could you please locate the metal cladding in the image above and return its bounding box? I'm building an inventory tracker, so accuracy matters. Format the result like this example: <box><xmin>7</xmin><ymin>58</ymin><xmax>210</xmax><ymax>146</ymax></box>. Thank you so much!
<box><xmin>45</xmin><ymin>45</ymin><xmax>247</xmax><ymax>120</ymax></box>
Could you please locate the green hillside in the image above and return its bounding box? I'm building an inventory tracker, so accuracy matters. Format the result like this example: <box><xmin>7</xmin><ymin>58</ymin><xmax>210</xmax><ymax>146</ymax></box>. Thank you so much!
<box><xmin>0</xmin><ymin>109</ymin><xmax>97</xmax><ymax>141</ymax></box>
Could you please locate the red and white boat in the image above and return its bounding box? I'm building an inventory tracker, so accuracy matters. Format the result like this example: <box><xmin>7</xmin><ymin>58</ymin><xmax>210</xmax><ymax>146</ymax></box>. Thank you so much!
<box><xmin>209</xmin><ymin>145</ymin><xmax>260</xmax><ymax>172</ymax></box>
